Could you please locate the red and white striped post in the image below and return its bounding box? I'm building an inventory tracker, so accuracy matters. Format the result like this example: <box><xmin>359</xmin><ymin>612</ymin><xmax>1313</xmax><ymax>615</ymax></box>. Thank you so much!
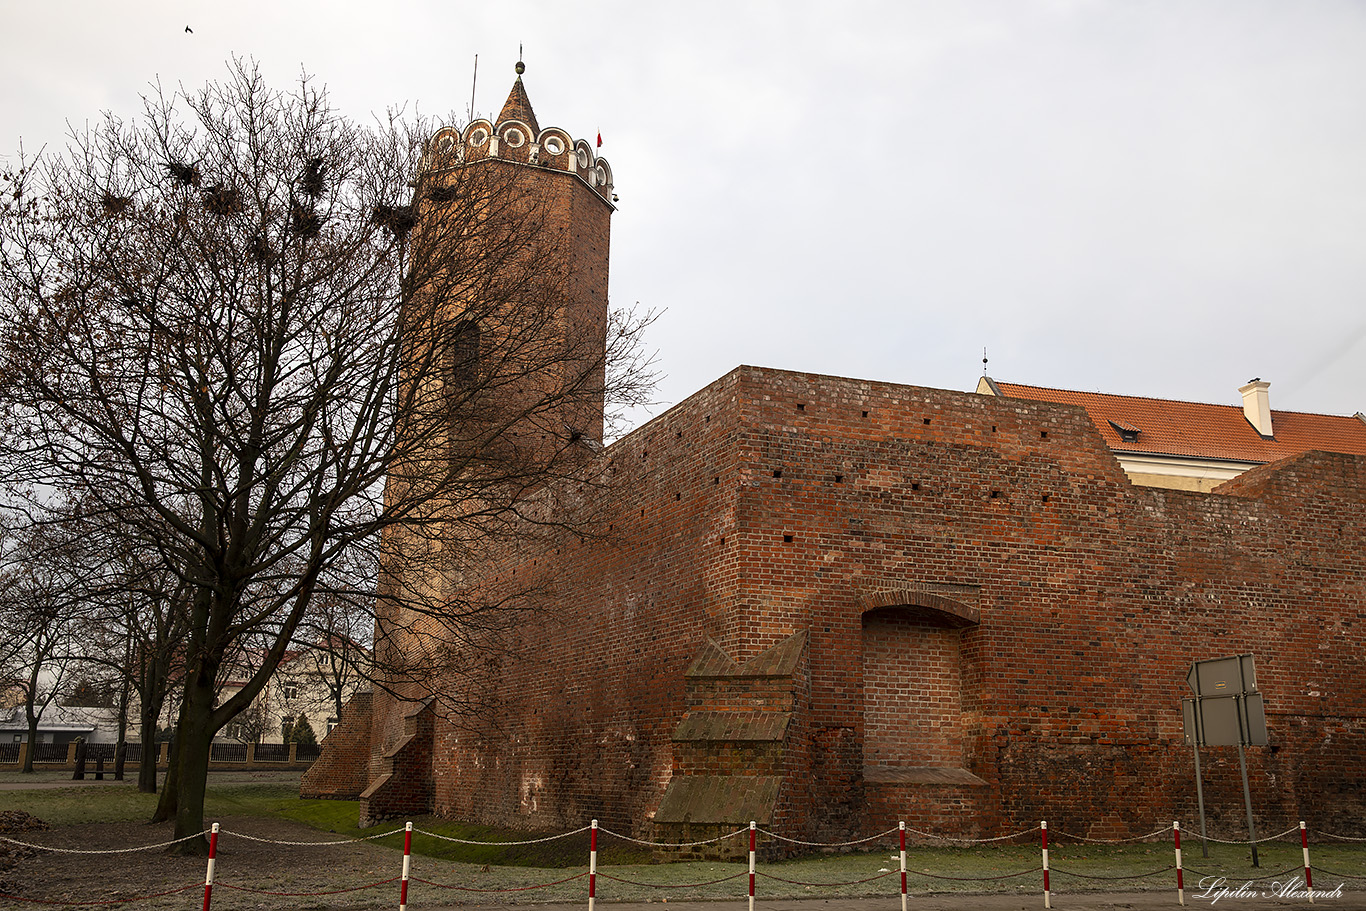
<box><xmin>588</xmin><ymin>818</ymin><xmax>598</xmax><ymax>911</ymax></box>
<box><xmin>748</xmin><ymin>820</ymin><xmax>757</xmax><ymax>911</ymax></box>
<box><xmin>201</xmin><ymin>822</ymin><xmax>219</xmax><ymax>911</ymax></box>
<box><xmin>1041</xmin><ymin>820</ymin><xmax>1050</xmax><ymax>909</ymax></box>
<box><xmin>399</xmin><ymin>821</ymin><xmax>412</xmax><ymax>911</ymax></box>
<box><xmin>1301</xmin><ymin>821</ymin><xmax>1314</xmax><ymax>904</ymax></box>
<box><xmin>1174</xmin><ymin>821</ymin><xmax>1184</xmax><ymax>906</ymax></box>
<box><xmin>899</xmin><ymin>821</ymin><xmax>908</xmax><ymax>911</ymax></box>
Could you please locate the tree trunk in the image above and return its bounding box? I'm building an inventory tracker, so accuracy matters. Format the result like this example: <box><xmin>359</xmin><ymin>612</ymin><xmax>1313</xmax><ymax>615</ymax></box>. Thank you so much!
<box><xmin>137</xmin><ymin>706</ymin><xmax>160</xmax><ymax>793</ymax></box>
<box><xmin>152</xmin><ymin>738</ymin><xmax>179</xmax><ymax>821</ymax></box>
<box><xmin>139</xmin><ymin>641</ymin><xmax>171</xmax><ymax>794</ymax></box>
<box><xmin>114</xmin><ymin>674</ymin><xmax>131</xmax><ymax>781</ymax></box>
<box><xmin>165</xmin><ymin>670</ymin><xmax>218</xmax><ymax>854</ymax></box>
<box><xmin>21</xmin><ymin>719</ymin><xmax>37</xmax><ymax>774</ymax></box>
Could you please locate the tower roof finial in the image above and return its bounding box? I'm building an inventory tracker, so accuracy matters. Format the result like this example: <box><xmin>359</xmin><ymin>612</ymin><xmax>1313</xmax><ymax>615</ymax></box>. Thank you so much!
<box><xmin>498</xmin><ymin>50</ymin><xmax>540</xmax><ymax>134</ymax></box>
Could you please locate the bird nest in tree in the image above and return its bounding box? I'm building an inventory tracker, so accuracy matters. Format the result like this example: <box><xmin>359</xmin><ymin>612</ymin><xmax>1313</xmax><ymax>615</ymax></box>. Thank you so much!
<box><xmin>289</xmin><ymin>202</ymin><xmax>322</xmax><ymax>238</ymax></box>
<box><xmin>248</xmin><ymin>234</ymin><xmax>274</xmax><ymax>263</ymax></box>
<box><xmin>100</xmin><ymin>193</ymin><xmax>132</xmax><ymax>215</ymax></box>
<box><xmin>300</xmin><ymin>158</ymin><xmax>325</xmax><ymax>199</ymax></box>
<box><xmin>373</xmin><ymin>203</ymin><xmax>416</xmax><ymax>238</ymax></box>
<box><xmin>163</xmin><ymin>160</ymin><xmax>201</xmax><ymax>187</ymax></box>
<box><xmin>427</xmin><ymin>184</ymin><xmax>460</xmax><ymax>203</ymax></box>
<box><xmin>201</xmin><ymin>185</ymin><xmax>243</xmax><ymax>216</ymax></box>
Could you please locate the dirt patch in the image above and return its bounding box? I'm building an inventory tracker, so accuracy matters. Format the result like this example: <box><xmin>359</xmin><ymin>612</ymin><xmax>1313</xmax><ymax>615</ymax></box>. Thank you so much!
<box><xmin>0</xmin><ymin>810</ymin><xmax>51</xmax><ymax>896</ymax></box>
<box><xmin>1</xmin><ymin>815</ymin><xmax>404</xmax><ymax>910</ymax></box>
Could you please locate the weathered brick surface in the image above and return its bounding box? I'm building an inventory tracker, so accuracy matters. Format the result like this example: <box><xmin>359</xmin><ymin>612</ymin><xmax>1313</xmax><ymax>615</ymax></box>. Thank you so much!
<box><xmin>364</xmin><ymin>365</ymin><xmax>1366</xmax><ymax>841</ymax></box>
<box><xmin>300</xmin><ymin>691</ymin><xmax>373</xmax><ymax>799</ymax></box>
<box><xmin>359</xmin><ymin>699</ymin><xmax>435</xmax><ymax>825</ymax></box>
<box><xmin>863</xmin><ymin>613</ymin><xmax>963</xmax><ymax>768</ymax></box>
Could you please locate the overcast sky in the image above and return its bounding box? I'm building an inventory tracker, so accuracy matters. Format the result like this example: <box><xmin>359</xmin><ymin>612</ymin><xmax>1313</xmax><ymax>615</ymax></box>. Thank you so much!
<box><xmin>3</xmin><ymin>1</ymin><xmax>1364</xmax><ymax>424</ymax></box>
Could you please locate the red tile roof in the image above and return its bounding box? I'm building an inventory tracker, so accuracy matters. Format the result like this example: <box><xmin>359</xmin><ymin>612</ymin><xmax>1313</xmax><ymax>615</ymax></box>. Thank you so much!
<box><xmin>989</xmin><ymin>380</ymin><xmax>1366</xmax><ymax>463</ymax></box>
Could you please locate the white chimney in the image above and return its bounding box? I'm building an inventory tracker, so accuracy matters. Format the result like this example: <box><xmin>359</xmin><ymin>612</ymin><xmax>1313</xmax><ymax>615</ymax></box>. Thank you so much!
<box><xmin>1239</xmin><ymin>379</ymin><xmax>1273</xmax><ymax>438</ymax></box>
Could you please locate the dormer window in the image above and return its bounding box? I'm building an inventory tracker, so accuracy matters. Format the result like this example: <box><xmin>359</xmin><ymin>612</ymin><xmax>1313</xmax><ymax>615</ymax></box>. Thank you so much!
<box><xmin>1107</xmin><ymin>419</ymin><xmax>1141</xmax><ymax>444</ymax></box>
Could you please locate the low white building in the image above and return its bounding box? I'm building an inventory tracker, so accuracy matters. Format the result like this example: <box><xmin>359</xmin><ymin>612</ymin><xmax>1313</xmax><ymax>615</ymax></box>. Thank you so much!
<box><xmin>0</xmin><ymin>703</ymin><xmax>120</xmax><ymax>745</ymax></box>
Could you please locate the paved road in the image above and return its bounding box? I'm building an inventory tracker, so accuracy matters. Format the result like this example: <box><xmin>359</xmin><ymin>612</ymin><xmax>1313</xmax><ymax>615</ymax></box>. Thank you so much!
<box><xmin>0</xmin><ymin>776</ymin><xmax>130</xmax><ymax>789</ymax></box>
<box><xmin>436</xmin><ymin>890</ymin><xmax>1364</xmax><ymax>910</ymax></box>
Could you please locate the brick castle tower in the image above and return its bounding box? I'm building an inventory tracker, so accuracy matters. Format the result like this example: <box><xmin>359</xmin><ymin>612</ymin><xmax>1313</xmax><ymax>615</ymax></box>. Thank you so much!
<box><xmin>344</xmin><ymin>63</ymin><xmax>620</xmax><ymax>820</ymax></box>
<box><xmin>422</xmin><ymin>60</ymin><xmax>616</xmax><ymax>449</ymax></box>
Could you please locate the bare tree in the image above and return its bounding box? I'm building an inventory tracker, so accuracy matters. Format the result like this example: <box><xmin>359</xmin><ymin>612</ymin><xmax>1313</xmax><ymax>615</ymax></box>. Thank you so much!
<box><xmin>0</xmin><ymin>61</ymin><xmax>653</xmax><ymax>851</ymax></box>
<box><xmin>0</xmin><ymin>515</ymin><xmax>82</xmax><ymax>773</ymax></box>
<box><xmin>294</xmin><ymin>588</ymin><xmax>371</xmax><ymax>726</ymax></box>
<box><xmin>83</xmin><ymin>526</ymin><xmax>191</xmax><ymax>792</ymax></box>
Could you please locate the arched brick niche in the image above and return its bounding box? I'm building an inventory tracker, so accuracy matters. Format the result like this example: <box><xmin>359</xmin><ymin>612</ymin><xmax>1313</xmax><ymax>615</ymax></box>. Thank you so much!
<box><xmin>859</xmin><ymin>591</ymin><xmax>979</xmax><ymax>773</ymax></box>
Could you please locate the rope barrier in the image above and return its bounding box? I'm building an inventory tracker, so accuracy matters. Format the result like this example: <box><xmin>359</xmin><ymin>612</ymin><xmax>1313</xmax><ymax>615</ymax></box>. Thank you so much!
<box><xmin>1252</xmin><ymin>825</ymin><xmax>1302</xmax><ymax>843</ymax></box>
<box><xmin>1312</xmin><ymin>867</ymin><xmax>1366</xmax><ymax>882</ymax></box>
<box><xmin>409</xmin><ymin>871</ymin><xmax>589</xmax><ymax>892</ymax></box>
<box><xmin>902</xmin><ymin>824</ymin><xmax>1040</xmax><ymax>843</ymax></box>
<box><xmin>410</xmin><ymin>824</ymin><xmax>590</xmax><ymax>845</ymax></box>
<box><xmin>1049</xmin><ymin>865</ymin><xmax>1175</xmax><ymax>881</ymax></box>
<box><xmin>756</xmin><ymin>826</ymin><xmax>899</xmax><ymax>847</ymax></box>
<box><xmin>0</xmin><ymin>831</ymin><xmax>210</xmax><ymax>854</ymax></box>
<box><xmin>215</xmin><ymin>877</ymin><xmax>399</xmax><ymax>896</ymax></box>
<box><xmin>10</xmin><ymin>812</ymin><xmax>1366</xmax><ymax>908</ymax></box>
<box><xmin>218</xmin><ymin>827</ymin><xmax>406</xmax><ymax>846</ymax></box>
<box><xmin>597</xmin><ymin>870</ymin><xmax>748</xmax><ymax>888</ymax></box>
<box><xmin>913</xmin><ymin>866</ymin><xmax>1044</xmax><ymax>882</ymax></box>
<box><xmin>1052</xmin><ymin>824</ymin><xmax>1174</xmax><ymax>843</ymax></box>
<box><xmin>597</xmin><ymin>825</ymin><xmax>748</xmax><ymax>848</ymax></box>
<box><xmin>1196</xmin><ymin>824</ymin><xmax>1301</xmax><ymax>845</ymax></box>
<box><xmin>1182</xmin><ymin>864</ymin><xmax>1304</xmax><ymax>884</ymax></box>
<box><xmin>755</xmin><ymin>868</ymin><xmax>897</xmax><ymax>887</ymax></box>
<box><xmin>0</xmin><ymin>884</ymin><xmax>202</xmax><ymax>906</ymax></box>
<box><xmin>1319</xmin><ymin>831</ymin><xmax>1366</xmax><ymax>843</ymax></box>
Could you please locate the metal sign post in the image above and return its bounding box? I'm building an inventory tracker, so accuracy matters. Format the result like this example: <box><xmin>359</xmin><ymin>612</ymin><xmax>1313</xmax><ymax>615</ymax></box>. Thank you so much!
<box><xmin>1182</xmin><ymin>654</ymin><xmax>1267</xmax><ymax>868</ymax></box>
<box><xmin>1193</xmin><ymin>745</ymin><xmax>1209</xmax><ymax>857</ymax></box>
<box><xmin>1236</xmin><ymin>742</ymin><xmax>1259</xmax><ymax>867</ymax></box>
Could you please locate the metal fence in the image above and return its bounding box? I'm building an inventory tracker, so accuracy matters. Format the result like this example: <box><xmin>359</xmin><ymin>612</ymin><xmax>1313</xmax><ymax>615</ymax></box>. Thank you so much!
<box><xmin>209</xmin><ymin>742</ymin><xmax>247</xmax><ymax>763</ymax></box>
<box><xmin>33</xmin><ymin>742</ymin><xmax>69</xmax><ymax>762</ymax></box>
<box><xmin>1</xmin><ymin>738</ymin><xmax>315</xmax><ymax>766</ymax></box>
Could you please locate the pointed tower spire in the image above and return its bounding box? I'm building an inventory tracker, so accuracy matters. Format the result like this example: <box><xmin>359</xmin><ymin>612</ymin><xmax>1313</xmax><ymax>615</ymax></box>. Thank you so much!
<box><xmin>497</xmin><ymin>59</ymin><xmax>540</xmax><ymax>135</ymax></box>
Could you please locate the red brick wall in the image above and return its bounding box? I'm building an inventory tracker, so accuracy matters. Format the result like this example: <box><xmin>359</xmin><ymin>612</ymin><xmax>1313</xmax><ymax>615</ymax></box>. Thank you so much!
<box><xmin>366</xmin><ymin>365</ymin><xmax>1366</xmax><ymax>841</ymax></box>
<box><xmin>862</xmin><ymin>611</ymin><xmax>963</xmax><ymax>768</ymax></box>
<box><xmin>362</xmin><ymin>373</ymin><xmax>748</xmax><ymax>837</ymax></box>
<box><xmin>301</xmin><ymin>691</ymin><xmax>373</xmax><ymax>799</ymax></box>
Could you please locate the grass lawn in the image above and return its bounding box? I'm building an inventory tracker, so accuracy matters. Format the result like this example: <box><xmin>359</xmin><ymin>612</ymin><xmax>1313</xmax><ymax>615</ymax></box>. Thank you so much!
<box><xmin>4</xmin><ymin>770</ymin><xmax>1366</xmax><ymax>899</ymax></box>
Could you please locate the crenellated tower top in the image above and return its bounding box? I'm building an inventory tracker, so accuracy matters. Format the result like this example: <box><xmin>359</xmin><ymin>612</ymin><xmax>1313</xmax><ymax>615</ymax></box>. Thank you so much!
<box><xmin>425</xmin><ymin>61</ymin><xmax>615</xmax><ymax>206</ymax></box>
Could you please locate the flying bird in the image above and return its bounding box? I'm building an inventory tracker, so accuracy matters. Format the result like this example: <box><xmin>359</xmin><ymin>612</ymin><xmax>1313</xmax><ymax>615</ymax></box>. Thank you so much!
<box><xmin>185</xmin><ymin>25</ymin><xmax>193</xmax><ymax>33</ymax></box>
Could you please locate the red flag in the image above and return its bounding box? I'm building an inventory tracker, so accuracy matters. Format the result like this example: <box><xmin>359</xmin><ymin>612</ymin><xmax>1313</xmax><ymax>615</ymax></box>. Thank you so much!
<box><xmin>596</xmin><ymin>131</ymin><xmax>602</xmax><ymax>148</ymax></box>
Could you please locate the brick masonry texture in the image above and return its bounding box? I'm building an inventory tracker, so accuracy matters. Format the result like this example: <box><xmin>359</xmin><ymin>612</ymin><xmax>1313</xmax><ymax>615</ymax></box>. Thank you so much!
<box><xmin>363</xmin><ymin>364</ymin><xmax>1366</xmax><ymax>842</ymax></box>
<box><xmin>300</xmin><ymin>690</ymin><xmax>372</xmax><ymax>799</ymax></box>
